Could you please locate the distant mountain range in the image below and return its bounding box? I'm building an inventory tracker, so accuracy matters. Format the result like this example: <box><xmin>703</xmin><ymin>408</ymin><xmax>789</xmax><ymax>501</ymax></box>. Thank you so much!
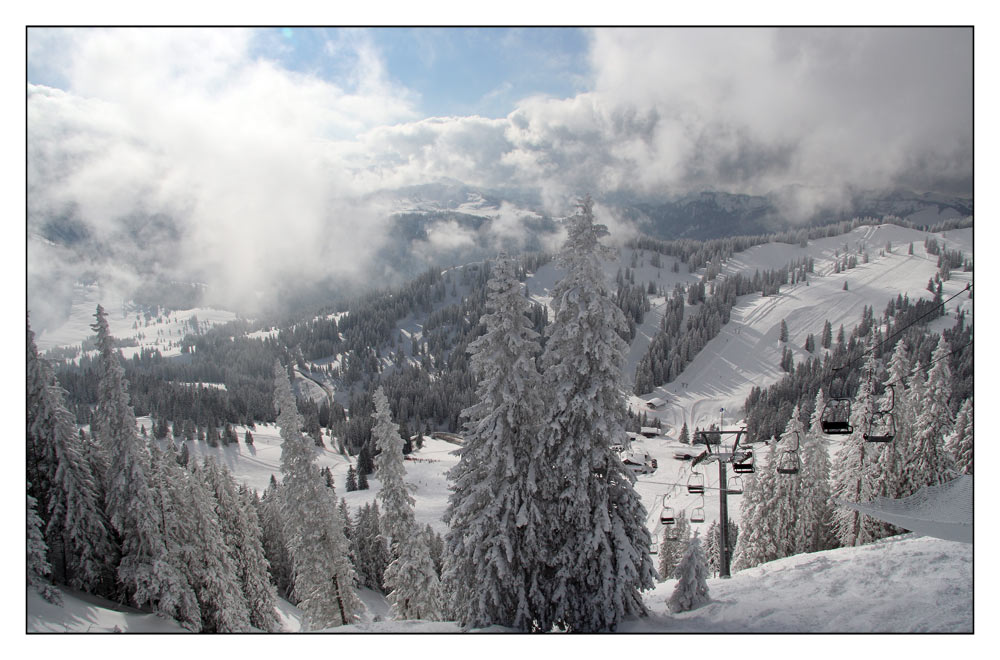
<box><xmin>28</xmin><ymin>180</ymin><xmax>972</xmax><ymax>326</ymax></box>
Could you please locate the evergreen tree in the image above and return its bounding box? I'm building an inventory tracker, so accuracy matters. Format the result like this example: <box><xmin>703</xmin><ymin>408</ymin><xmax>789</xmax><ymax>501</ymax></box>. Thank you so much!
<box><xmin>732</xmin><ymin>446</ymin><xmax>780</xmax><ymax>571</ymax></box>
<box><xmin>384</xmin><ymin>526</ymin><xmax>444</xmax><ymax>621</ymax></box>
<box><xmin>350</xmin><ymin>503</ymin><xmax>389</xmax><ymax>593</ymax></box>
<box><xmin>667</xmin><ymin>532</ymin><xmax>711</xmax><ymax>614</ymax></box>
<box><xmin>443</xmin><ymin>254</ymin><xmax>546</xmax><ymax>630</ymax></box>
<box><xmin>202</xmin><ymin>459</ymin><xmax>280</xmax><ymax>632</ymax></box>
<box><xmin>821</xmin><ymin>320</ymin><xmax>833</xmax><ymax>349</ymax></box>
<box><xmin>244</xmin><ymin>429</ymin><xmax>254</xmax><ymax>446</ymax></box>
<box><xmin>275</xmin><ymin>362</ymin><xmax>361</xmax><ymax>630</ymax></box>
<box><xmin>831</xmin><ymin>346</ymin><xmax>880</xmax><ymax>547</ymax></box>
<box><xmin>91</xmin><ymin>305</ymin><xmax>195</xmax><ymax>624</ymax></box>
<box><xmin>159</xmin><ymin>449</ymin><xmax>247</xmax><ymax>632</ymax></box>
<box><xmin>535</xmin><ymin>197</ymin><xmax>655</xmax><ymax>631</ymax></box>
<box><xmin>27</xmin><ymin>320</ymin><xmax>116</xmax><ymax>595</ymax></box>
<box><xmin>346</xmin><ymin>465</ymin><xmax>359</xmax><ymax>492</ymax></box>
<box><xmin>906</xmin><ymin>336</ymin><xmax>957</xmax><ymax>490</ymax></box>
<box><xmin>27</xmin><ymin>490</ymin><xmax>61</xmax><ymax>604</ymax></box>
<box><xmin>779</xmin><ymin>319</ymin><xmax>788</xmax><ymax>343</ymax></box>
<box><xmin>657</xmin><ymin>512</ymin><xmax>691</xmax><ymax>580</ymax></box>
<box><xmin>259</xmin><ymin>477</ymin><xmax>293</xmax><ymax>600</ymax></box>
<box><xmin>703</xmin><ymin>521</ymin><xmax>720</xmax><ymax>577</ymax></box>
<box><xmin>373</xmin><ymin>386</ymin><xmax>443</xmax><ymax>621</ymax></box>
<box><xmin>679</xmin><ymin>422</ymin><xmax>690</xmax><ymax>445</ymax></box>
<box><xmin>773</xmin><ymin>408</ymin><xmax>804</xmax><ymax>557</ymax></box>
<box><xmin>796</xmin><ymin>389</ymin><xmax>835</xmax><ymax>553</ymax></box>
<box><xmin>948</xmin><ymin>398</ymin><xmax>973</xmax><ymax>475</ymax></box>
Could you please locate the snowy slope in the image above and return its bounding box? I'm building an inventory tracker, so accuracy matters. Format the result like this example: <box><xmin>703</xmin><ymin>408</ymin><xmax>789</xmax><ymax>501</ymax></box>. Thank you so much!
<box><xmin>34</xmin><ymin>281</ymin><xmax>237</xmax><ymax>358</ymax></box>
<box><xmin>139</xmin><ymin>222</ymin><xmax>970</xmax><ymax>558</ymax></box>
<box><xmin>29</xmin><ymin>533</ymin><xmax>970</xmax><ymax>632</ymax></box>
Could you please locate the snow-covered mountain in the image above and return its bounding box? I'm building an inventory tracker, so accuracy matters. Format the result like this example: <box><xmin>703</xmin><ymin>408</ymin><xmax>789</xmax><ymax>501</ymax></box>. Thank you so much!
<box><xmin>30</xmin><ymin>218</ymin><xmax>973</xmax><ymax>633</ymax></box>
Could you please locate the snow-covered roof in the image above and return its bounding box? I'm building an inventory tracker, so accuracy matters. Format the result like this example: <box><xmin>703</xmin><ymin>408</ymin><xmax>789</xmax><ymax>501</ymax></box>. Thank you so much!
<box><xmin>835</xmin><ymin>475</ymin><xmax>972</xmax><ymax>544</ymax></box>
<box><xmin>646</xmin><ymin>397</ymin><xmax>667</xmax><ymax>408</ymax></box>
<box><xmin>640</xmin><ymin>427</ymin><xmax>660</xmax><ymax>435</ymax></box>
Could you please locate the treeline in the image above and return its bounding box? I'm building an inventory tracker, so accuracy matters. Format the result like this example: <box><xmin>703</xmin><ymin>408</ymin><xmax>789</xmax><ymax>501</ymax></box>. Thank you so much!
<box><xmin>743</xmin><ymin>292</ymin><xmax>973</xmax><ymax>444</ymax></box>
<box><xmin>634</xmin><ymin>257</ymin><xmax>814</xmax><ymax>394</ymax></box>
<box><xmin>626</xmin><ymin>214</ymin><xmax>973</xmax><ymax>273</ymax></box>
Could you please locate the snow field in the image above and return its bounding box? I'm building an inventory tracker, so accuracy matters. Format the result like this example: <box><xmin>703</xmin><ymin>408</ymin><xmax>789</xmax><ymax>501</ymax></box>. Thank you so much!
<box><xmin>29</xmin><ymin>533</ymin><xmax>971</xmax><ymax>633</ymax></box>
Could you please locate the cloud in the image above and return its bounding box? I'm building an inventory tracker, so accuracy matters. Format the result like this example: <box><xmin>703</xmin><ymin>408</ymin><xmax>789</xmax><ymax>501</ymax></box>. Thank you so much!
<box><xmin>27</xmin><ymin>27</ymin><xmax>971</xmax><ymax>324</ymax></box>
<box><xmin>28</xmin><ymin>28</ymin><xmax>421</xmax><ymax>318</ymax></box>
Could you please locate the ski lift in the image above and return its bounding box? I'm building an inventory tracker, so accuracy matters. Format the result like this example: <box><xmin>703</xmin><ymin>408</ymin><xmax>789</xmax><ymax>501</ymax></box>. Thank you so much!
<box><xmin>864</xmin><ymin>383</ymin><xmax>896</xmax><ymax>443</ymax></box>
<box><xmin>864</xmin><ymin>412</ymin><xmax>896</xmax><ymax>442</ymax></box>
<box><xmin>687</xmin><ymin>471</ymin><xmax>705</xmax><ymax>494</ymax></box>
<box><xmin>727</xmin><ymin>475</ymin><xmax>744</xmax><ymax>494</ymax></box>
<box><xmin>731</xmin><ymin>449</ymin><xmax>755</xmax><ymax>474</ymax></box>
<box><xmin>821</xmin><ymin>370</ymin><xmax>854</xmax><ymax>434</ymax></box>
<box><xmin>776</xmin><ymin>431</ymin><xmax>801</xmax><ymax>475</ymax></box>
<box><xmin>821</xmin><ymin>398</ymin><xmax>853</xmax><ymax>434</ymax></box>
<box><xmin>649</xmin><ymin>542</ymin><xmax>659</xmax><ymax>555</ymax></box>
<box><xmin>660</xmin><ymin>507</ymin><xmax>676</xmax><ymax>526</ymax></box>
<box><xmin>690</xmin><ymin>499</ymin><xmax>706</xmax><ymax>524</ymax></box>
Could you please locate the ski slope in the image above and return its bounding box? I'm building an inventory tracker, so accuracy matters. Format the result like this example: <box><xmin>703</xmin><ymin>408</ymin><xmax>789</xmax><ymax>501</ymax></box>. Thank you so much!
<box><xmin>526</xmin><ymin>224</ymin><xmax>971</xmax><ymax>537</ymax></box>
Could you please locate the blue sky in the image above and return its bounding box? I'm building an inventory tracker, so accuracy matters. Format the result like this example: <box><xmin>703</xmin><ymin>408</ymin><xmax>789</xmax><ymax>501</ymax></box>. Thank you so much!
<box><xmin>255</xmin><ymin>27</ymin><xmax>591</xmax><ymax>119</ymax></box>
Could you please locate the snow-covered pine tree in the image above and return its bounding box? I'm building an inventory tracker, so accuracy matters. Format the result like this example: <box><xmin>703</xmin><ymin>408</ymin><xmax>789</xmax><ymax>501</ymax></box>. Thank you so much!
<box><xmin>384</xmin><ymin>525</ymin><xmax>444</xmax><ymax>621</ymax></box>
<box><xmin>861</xmin><ymin>345</ymin><xmax>911</xmax><ymax>542</ymax></box>
<box><xmin>145</xmin><ymin>443</ymin><xmax>203</xmax><ymax>631</ymax></box>
<box><xmin>882</xmin><ymin>339</ymin><xmax>915</xmax><ymax>495</ymax></box>
<box><xmin>163</xmin><ymin>449</ymin><xmax>249</xmax><ymax>632</ymax></box>
<box><xmin>350</xmin><ymin>502</ymin><xmax>390</xmax><ymax>593</ymax></box>
<box><xmin>906</xmin><ymin>335</ymin><xmax>957</xmax><ymax>490</ymax></box>
<box><xmin>238</xmin><ymin>483</ymin><xmax>282</xmax><ymax>631</ymax></box>
<box><xmin>373</xmin><ymin>386</ymin><xmax>415</xmax><ymax>547</ymax></box>
<box><xmin>443</xmin><ymin>254</ymin><xmax>546</xmax><ymax>630</ymax></box>
<box><xmin>703</xmin><ymin>521</ymin><xmax>720</xmax><ymax>578</ymax></box>
<box><xmin>536</xmin><ymin>197</ymin><xmax>655</xmax><ymax>632</ymax></box>
<box><xmin>948</xmin><ymin>398</ymin><xmax>973</xmax><ymax>475</ymax></box>
<box><xmin>91</xmin><ymin>305</ymin><xmax>197</xmax><ymax>623</ymax></box>
<box><xmin>773</xmin><ymin>406</ymin><xmax>804</xmax><ymax>557</ymax></box>
<box><xmin>275</xmin><ymin>362</ymin><xmax>360</xmax><ymax>630</ymax></box>
<box><xmin>667</xmin><ymin>532</ymin><xmax>711</xmax><ymax>614</ymax></box>
<box><xmin>657</xmin><ymin>511</ymin><xmax>691</xmax><ymax>580</ymax></box>
<box><xmin>373</xmin><ymin>386</ymin><xmax>443</xmax><ymax>621</ymax></box>
<box><xmin>732</xmin><ymin>443</ymin><xmax>781</xmax><ymax>571</ymax></box>
<box><xmin>27</xmin><ymin>490</ymin><xmax>61</xmax><ymax>604</ymax></box>
<box><xmin>202</xmin><ymin>458</ymin><xmax>280</xmax><ymax>632</ymax></box>
<box><xmin>831</xmin><ymin>346</ymin><xmax>880</xmax><ymax>547</ymax></box>
<box><xmin>27</xmin><ymin>319</ymin><xmax>116</xmax><ymax>595</ymax></box>
<box><xmin>259</xmin><ymin>476</ymin><xmax>293</xmax><ymax>600</ymax></box>
<box><xmin>795</xmin><ymin>389</ymin><xmax>835</xmax><ymax>554</ymax></box>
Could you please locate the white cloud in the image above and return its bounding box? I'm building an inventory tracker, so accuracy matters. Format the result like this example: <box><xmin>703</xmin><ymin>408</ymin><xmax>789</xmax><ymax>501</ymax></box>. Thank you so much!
<box><xmin>27</xmin><ymin>27</ymin><xmax>972</xmax><ymax>319</ymax></box>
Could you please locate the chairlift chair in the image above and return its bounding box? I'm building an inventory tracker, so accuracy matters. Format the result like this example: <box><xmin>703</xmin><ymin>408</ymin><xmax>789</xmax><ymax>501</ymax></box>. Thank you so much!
<box><xmin>660</xmin><ymin>507</ymin><xmax>676</xmax><ymax>526</ymax></box>
<box><xmin>776</xmin><ymin>450</ymin><xmax>801</xmax><ymax>475</ymax></box>
<box><xmin>821</xmin><ymin>398</ymin><xmax>853</xmax><ymax>434</ymax></box>
<box><xmin>690</xmin><ymin>505</ymin><xmax>706</xmax><ymax>524</ymax></box>
<box><xmin>727</xmin><ymin>475</ymin><xmax>744</xmax><ymax>494</ymax></box>
<box><xmin>687</xmin><ymin>471</ymin><xmax>705</xmax><ymax>494</ymax></box>
<box><xmin>863</xmin><ymin>383</ymin><xmax>896</xmax><ymax>442</ymax></box>
<box><xmin>649</xmin><ymin>542</ymin><xmax>659</xmax><ymax>555</ymax></box>
<box><xmin>864</xmin><ymin>410</ymin><xmax>896</xmax><ymax>443</ymax></box>
<box><xmin>776</xmin><ymin>431</ymin><xmax>801</xmax><ymax>475</ymax></box>
<box><xmin>731</xmin><ymin>449</ymin><xmax>755</xmax><ymax>474</ymax></box>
